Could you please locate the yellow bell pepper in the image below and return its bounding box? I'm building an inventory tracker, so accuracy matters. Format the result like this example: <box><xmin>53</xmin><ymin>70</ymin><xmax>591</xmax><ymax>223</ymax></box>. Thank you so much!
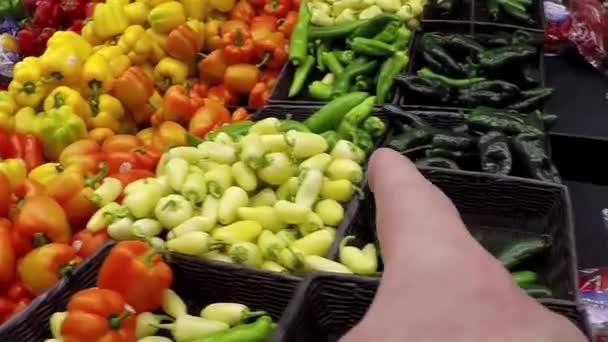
<box><xmin>39</xmin><ymin>106</ymin><xmax>88</xmax><ymax>161</ymax></box>
<box><xmin>82</xmin><ymin>21</ymin><xmax>104</xmax><ymax>46</ymax></box>
<box><xmin>93</xmin><ymin>0</ymin><xmax>130</xmax><ymax>40</ymax></box>
<box><xmin>39</xmin><ymin>46</ymin><xmax>84</xmax><ymax>86</ymax></box>
<box><xmin>46</xmin><ymin>31</ymin><xmax>93</xmax><ymax>62</ymax></box>
<box><xmin>8</xmin><ymin>57</ymin><xmax>49</xmax><ymax>108</ymax></box>
<box><xmin>43</xmin><ymin>86</ymin><xmax>92</xmax><ymax>124</ymax></box>
<box><xmin>204</xmin><ymin>20</ymin><xmax>223</xmax><ymax>53</ymax></box>
<box><xmin>141</xmin><ymin>63</ymin><xmax>155</xmax><ymax>80</ymax></box>
<box><xmin>95</xmin><ymin>46</ymin><xmax>132</xmax><ymax>78</ymax></box>
<box><xmin>186</xmin><ymin>19</ymin><xmax>205</xmax><ymax>51</ymax></box>
<box><xmin>0</xmin><ymin>158</ymin><xmax>26</xmax><ymax>189</ymax></box>
<box><xmin>153</xmin><ymin>57</ymin><xmax>189</xmax><ymax>91</ymax></box>
<box><xmin>12</xmin><ymin>107</ymin><xmax>42</xmax><ymax>135</ymax></box>
<box><xmin>124</xmin><ymin>1</ymin><xmax>150</xmax><ymax>25</ymax></box>
<box><xmin>0</xmin><ymin>91</ymin><xmax>16</xmax><ymax>129</ymax></box>
<box><xmin>89</xmin><ymin>127</ymin><xmax>115</xmax><ymax>145</ymax></box>
<box><xmin>28</xmin><ymin>162</ymin><xmax>65</xmax><ymax>187</ymax></box>
<box><xmin>137</xmin><ymin>127</ymin><xmax>154</xmax><ymax>146</ymax></box>
<box><xmin>117</xmin><ymin>25</ymin><xmax>154</xmax><ymax>65</ymax></box>
<box><xmin>146</xmin><ymin>28</ymin><xmax>168</xmax><ymax>63</ymax></box>
<box><xmin>89</xmin><ymin>94</ymin><xmax>125</xmax><ymax>132</ymax></box>
<box><xmin>82</xmin><ymin>54</ymin><xmax>114</xmax><ymax>98</ymax></box>
<box><xmin>132</xmin><ymin>90</ymin><xmax>162</xmax><ymax>125</ymax></box>
<box><xmin>148</xmin><ymin>1</ymin><xmax>186</xmax><ymax>33</ymax></box>
<box><xmin>182</xmin><ymin>0</ymin><xmax>208</xmax><ymax>21</ymax></box>
<box><xmin>137</xmin><ymin>0</ymin><xmax>171</xmax><ymax>7</ymax></box>
<box><xmin>209</xmin><ymin>0</ymin><xmax>234</xmax><ymax>12</ymax></box>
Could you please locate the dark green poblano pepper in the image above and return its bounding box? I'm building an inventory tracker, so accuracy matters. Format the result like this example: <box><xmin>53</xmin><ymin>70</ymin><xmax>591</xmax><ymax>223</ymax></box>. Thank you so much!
<box><xmin>511</xmin><ymin>132</ymin><xmax>561</xmax><ymax>183</ymax></box>
<box><xmin>478</xmin><ymin>130</ymin><xmax>512</xmax><ymax>175</ymax></box>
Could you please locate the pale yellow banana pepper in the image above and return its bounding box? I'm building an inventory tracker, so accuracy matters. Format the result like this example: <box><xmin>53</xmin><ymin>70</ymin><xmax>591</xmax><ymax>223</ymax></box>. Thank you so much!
<box><xmin>117</xmin><ymin>25</ymin><xmax>154</xmax><ymax>65</ymax></box>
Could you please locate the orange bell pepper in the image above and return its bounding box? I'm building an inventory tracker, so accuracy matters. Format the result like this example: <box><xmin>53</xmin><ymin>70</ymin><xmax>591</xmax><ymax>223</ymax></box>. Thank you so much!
<box><xmin>278</xmin><ymin>10</ymin><xmax>298</xmax><ymax>38</ymax></box>
<box><xmin>251</xmin><ymin>15</ymin><xmax>277</xmax><ymax>41</ymax></box>
<box><xmin>59</xmin><ymin>139</ymin><xmax>106</xmax><ymax>176</ymax></box>
<box><xmin>161</xmin><ymin>82</ymin><xmax>205</xmax><ymax>124</ymax></box>
<box><xmin>6</xmin><ymin>280</ymin><xmax>34</xmax><ymax>304</ymax></box>
<box><xmin>101</xmin><ymin>135</ymin><xmax>144</xmax><ymax>154</ymax></box>
<box><xmin>230</xmin><ymin>0</ymin><xmax>255</xmax><ymax>23</ymax></box>
<box><xmin>150</xmin><ymin>121</ymin><xmax>188</xmax><ymax>151</ymax></box>
<box><xmin>166</xmin><ymin>24</ymin><xmax>200</xmax><ymax>62</ymax></box>
<box><xmin>97</xmin><ymin>241</ymin><xmax>173</xmax><ymax>313</ymax></box>
<box><xmin>17</xmin><ymin>243</ymin><xmax>79</xmax><ymax>295</ymax></box>
<box><xmin>221</xmin><ymin>20</ymin><xmax>249</xmax><ymax>35</ymax></box>
<box><xmin>232</xmin><ymin>107</ymin><xmax>251</xmax><ymax>122</ymax></box>
<box><xmin>61</xmin><ymin>287</ymin><xmax>137</xmax><ymax>342</ymax></box>
<box><xmin>10</xmin><ymin>179</ymin><xmax>45</xmax><ymax>218</ymax></box>
<box><xmin>112</xmin><ymin>67</ymin><xmax>154</xmax><ymax>112</ymax></box>
<box><xmin>89</xmin><ymin>128</ymin><xmax>116</xmax><ymax>145</ymax></box>
<box><xmin>0</xmin><ymin>172</ymin><xmax>10</xmax><ymax>218</ymax></box>
<box><xmin>132</xmin><ymin>91</ymin><xmax>162</xmax><ymax>127</ymax></box>
<box><xmin>248</xmin><ymin>81</ymin><xmax>271</xmax><ymax>107</ymax></box>
<box><xmin>12</xmin><ymin>195</ymin><xmax>71</xmax><ymax>256</ymax></box>
<box><xmin>44</xmin><ymin>165</ymin><xmax>108</xmax><ymax>229</ymax></box>
<box><xmin>222</xmin><ymin>28</ymin><xmax>255</xmax><ymax>65</ymax></box>
<box><xmin>198</xmin><ymin>50</ymin><xmax>227</xmax><ymax>86</ymax></box>
<box><xmin>255</xmin><ymin>32</ymin><xmax>288</xmax><ymax>70</ymax></box>
<box><xmin>207</xmin><ymin>84</ymin><xmax>239</xmax><ymax>105</ymax></box>
<box><xmin>105</xmin><ymin>147</ymin><xmax>161</xmax><ymax>174</ymax></box>
<box><xmin>264</xmin><ymin>0</ymin><xmax>291</xmax><ymax>18</ymax></box>
<box><xmin>189</xmin><ymin>99</ymin><xmax>232</xmax><ymax>138</ymax></box>
<box><xmin>0</xmin><ymin>218</ymin><xmax>15</xmax><ymax>287</ymax></box>
<box><xmin>224</xmin><ymin>63</ymin><xmax>261</xmax><ymax>95</ymax></box>
<box><xmin>72</xmin><ymin>230</ymin><xmax>110</xmax><ymax>259</ymax></box>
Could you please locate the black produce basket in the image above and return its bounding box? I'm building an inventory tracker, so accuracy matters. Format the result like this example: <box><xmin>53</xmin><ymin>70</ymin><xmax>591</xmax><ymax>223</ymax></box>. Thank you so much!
<box><xmin>274</xmin><ymin>274</ymin><xmax>591</xmax><ymax>342</ymax></box>
<box><xmin>271</xmin><ymin>273</ymin><xmax>379</xmax><ymax>342</ymax></box>
<box><xmin>472</xmin><ymin>0</ymin><xmax>545</xmax><ymax>31</ymax></box>
<box><xmin>423</xmin><ymin>1</ymin><xmax>474</xmax><ymax>21</ymax></box>
<box><xmin>394</xmin><ymin>21</ymin><xmax>546</xmax><ymax>110</ymax></box>
<box><xmin>334</xmin><ymin>167</ymin><xmax>578</xmax><ymax>302</ymax></box>
<box><xmin>0</xmin><ymin>242</ymin><xmax>301</xmax><ymax>341</ymax></box>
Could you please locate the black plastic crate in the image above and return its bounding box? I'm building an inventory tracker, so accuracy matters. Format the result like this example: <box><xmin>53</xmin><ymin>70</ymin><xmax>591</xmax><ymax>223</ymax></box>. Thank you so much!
<box><xmin>0</xmin><ymin>242</ymin><xmax>301</xmax><ymax>341</ymax></box>
<box><xmin>274</xmin><ymin>274</ymin><xmax>590</xmax><ymax>342</ymax></box>
<box><xmin>423</xmin><ymin>0</ymin><xmax>474</xmax><ymax>21</ymax></box>
<box><xmin>334</xmin><ymin>167</ymin><xmax>578</xmax><ymax>301</ymax></box>
<box><xmin>473</xmin><ymin>0</ymin><xmax>545</xmax><ymax>31</ymax></box>
<box><xmin>396</xmin><ymin>22</ymin><xmax>546</xmax><ymax>110</ymax></box>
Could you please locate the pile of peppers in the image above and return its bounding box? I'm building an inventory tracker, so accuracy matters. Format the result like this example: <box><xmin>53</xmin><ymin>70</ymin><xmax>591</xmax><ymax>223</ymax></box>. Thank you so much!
<box><xmin>287</xmin><ymin>12</ymin><xmax>412</xmax><ymax>104</ymax></box>
<box><xmin>384</xmin><ymin>105</ymin><xmax>560</xmax><ymax>183</ymax></box>
<box><xmin>396</xmin><ymin>30</ymin><xmax>555</xmax><ymax>111</ymax></box>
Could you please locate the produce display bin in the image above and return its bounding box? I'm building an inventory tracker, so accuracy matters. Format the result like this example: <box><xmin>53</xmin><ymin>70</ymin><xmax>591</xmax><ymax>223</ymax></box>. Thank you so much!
<box><xmin>422</xmin><ymin>0</ymin><xmax>474</xmax><ymax>21</ymax></box>
<box><xmin>273</xmin><ymin>274</ymin><xmax>590</xmax><ymax>342</ymax></box>
<box><xmin>394</xmin><ymin>21</ymin><xmax>546</xmax><ymax>110</ymax></box>
<box><xmin>0</xmin><ymin>242</ymin><xmax>301</xmax><ymax>341</ymax></box>
<box><xmin>472</xmin><ymin>0</ymin><xmax>545</xmax><ymax>31</ymax></box>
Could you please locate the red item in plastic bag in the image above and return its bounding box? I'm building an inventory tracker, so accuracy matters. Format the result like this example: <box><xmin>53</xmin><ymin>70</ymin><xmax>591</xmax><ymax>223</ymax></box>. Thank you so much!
<box><xmin>567</xmin><ymin>0</ymin><xmax>608</xmax><ymax>70</ymax></box>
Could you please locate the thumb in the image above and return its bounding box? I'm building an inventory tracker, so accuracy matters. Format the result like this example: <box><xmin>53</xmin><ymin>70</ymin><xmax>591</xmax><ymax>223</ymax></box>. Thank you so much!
<box><xmin>368</xmin><ymin>148</ymin><xmax>485</xmax><ymax>268</ymax></box>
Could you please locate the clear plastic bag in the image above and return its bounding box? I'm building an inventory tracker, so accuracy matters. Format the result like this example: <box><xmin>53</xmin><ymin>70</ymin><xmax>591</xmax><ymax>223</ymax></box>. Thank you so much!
<box><xmin>566</xmin><ymin>0</ymin><xmax>608</xmax><ymax>70</ymax></box>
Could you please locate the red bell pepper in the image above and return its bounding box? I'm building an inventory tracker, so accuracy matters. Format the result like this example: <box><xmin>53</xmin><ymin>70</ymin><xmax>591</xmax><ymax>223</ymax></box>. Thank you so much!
<box><xmin>59</xmin><ymin>0</ymin><xmax>86</xmax><ymax>19</ymax></box>
<box><xmin>97</xmin><ymin>241</ymin><xmax>174</xmax><ymax>313</ymax></box>
<box><xmin>161</xmin><ymin>82</ymin><xmax>205</xmax><ymax>124</ymax></box>
<box><xmin>12</xmin><ymin>195</ymin><xmax>71</xmax><ymax>256</ymax></box>
<box><xmin>230</xmin><ymin>0</ymin><xmax>255</xmax><ymax>23</ymax></box>
<box><xmin>264</xmin><ymin>0</ymin><xmax>291</xmax><ymax>18</ymax></box>
<box><xmin>36</xmin><ymin>27</ymin><xmax>56</xmax><ymax>56</ymax></box>
<box><xmin>69</xmin><ymin>19</ymin><xmax>85</xmax><ymax>34</ymax></box>
<box><xmin>0</xmin><ymin>173</ymin><xmax>10</xmax><ymax>218</ymax></box>
<box><xmin>248</xmin><ymin>82</ymin><xmax>271</xmax><ymax>107</ymax></box>
<box><xmin>222</xmin><ymin>29</ymin><xmax>255</xmax><ymax>65</ymax></box>
<box><xmin>105</xmin><ymin>147</ymin><xmax>160</xmax><ymax>175</ymax></box>
<box><xmin>0</xmin><ymin>218</ymin><xmax>15</xmax><ymax>287</ymax></box>
<box><xmin>255</xmin><ymin>32</ymin><xmax>288</xmax><ymax>70</ymax></box>
<box><xmin>278</xmin><ymin>11</ymin><xmax>298</xmax><ymax>38</ymax></box>
<box><xmin>188</xmin><ymin>99</ymin><xmax>232</xmax><ymax>138</ymax></box>
<box><xmin>0</xmin><ymin>128</ymin><xmax>45</xmax><ymax>171</ymax></box>
<box><xmin>84</xmin><ymin>2</ymin><xmax>96</xmax><ymax>18</ymax></box>
<box><xmin>72</xmin><ymin>230</ymin><xmax>110</xmax><ymax>259</ymax></box>
<box><xmin>34</xmin><ymin>0</ymin><xmax>62</xmax><ymax>28</ymax></box>
<box><xmin>16</xmin><ymin>28</ymin><xmax>36</xmax><ymax>57</ymax></box>
<box><xmin>10</xmin><ymin>179</ymin><xmax>45</xmax><ymax>219</ymax></box>
<box><xmin>207</xmin><ymin>84</ymin><xmax>239</xmax><ymax>106</ymax></box>
<box><xmin>59</xmin><ymin>139</ymin><xmax>106</xmax><ymax>176</ymax></box>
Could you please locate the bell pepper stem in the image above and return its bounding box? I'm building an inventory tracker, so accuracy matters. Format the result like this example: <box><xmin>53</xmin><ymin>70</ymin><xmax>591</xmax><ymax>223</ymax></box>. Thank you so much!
<box><xmin>89</xmin><ymin>81</ymin><xmax>102</xmax><ymax>99</ymax></box>
<box><xmin>59</xmin><ymin>263</ymin><xmax>75</xmax><ymax>277</ymax></box>
<box><xmin>22</xmin><ymin>81</ymin><xmax>37</xmax><ymax>94</ymax></box>
<box><xmin>32</xmin><ymin>232</ymin><xmax>49</xmax><ymax>247</ymax></box>
<box><xmin>257</xmin><ymin>52</ymin><xmax>273</xmax><ymax>68</ymax></box>
<box><xmin>108</xmin><ymin>310</ymin><xmax>132</xmax><ymax>331</ymax></box>
<box><xmin>85</xmin><ymin>162</ymin><xmax>109</xmax><ymax>188</ymax></box>
<box><xmin>41</xmin><ymin>72</ymin><xmax>63</xmax><ymax>84</ymax></box>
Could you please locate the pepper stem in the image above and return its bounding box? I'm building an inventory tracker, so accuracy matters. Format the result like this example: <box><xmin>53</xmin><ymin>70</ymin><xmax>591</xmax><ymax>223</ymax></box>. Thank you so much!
<box><xmin>234</xmin><ymin>29</ymin><xmax>244</xmax><ymax>47</ymax></box>
<box><xmin>108</xmin><ymin>310</ymin><xmax>132</xmax><ymax>331</ymax></box>
<box><xmin>243</xmin><ymin>310</ymin><xmax>267</xmax><ymax>322</ymax></box>
<box><xmin>59</xmin><ymin>263</ymin><xmax>75</xmax><ymax>277</ymax></box>
<box><xmin>85</xmin><ymin>162</ymin><xmax>109</xmax><ymax>188</ymax></box>
<box><xmin>22</xmin><ymin>81</ymin><xmax>37</xmax><ymax>94</ymax></box>
<box><xmin>32</xmin><ymin>233</ymin><xmax>49</xmax><ymax>248</ymax></box>
<box><xmin>256</xmin><ymin>52</ymin><xmax>272</xmax><ymax>69</ymax></box>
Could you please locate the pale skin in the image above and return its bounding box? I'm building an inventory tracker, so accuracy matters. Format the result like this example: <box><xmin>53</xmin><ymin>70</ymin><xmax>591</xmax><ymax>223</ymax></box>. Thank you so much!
<box><xmin>340</xmin><ymin>148</ymin><xmax>587</xmax><ymax>342</ymax></box>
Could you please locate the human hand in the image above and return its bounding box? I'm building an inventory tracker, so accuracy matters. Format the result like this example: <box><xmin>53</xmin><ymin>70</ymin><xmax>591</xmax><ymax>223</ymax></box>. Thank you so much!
<box><xmin>340</xmin><ymin>148</ymin><xmax>586</xmax><ymax>342</ymax></box>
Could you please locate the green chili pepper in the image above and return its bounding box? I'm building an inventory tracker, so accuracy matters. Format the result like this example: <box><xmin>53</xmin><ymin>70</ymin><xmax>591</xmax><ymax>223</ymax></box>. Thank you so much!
<box><xmin>186</xmin><ymin>133</ymin><xmax>204</xmax><ymax>146</ymax></box>
<box><xmin>192</xmin><ymin>315</ymin><xmax>274</xmax><ymax>342</ymax></box>
<box><xmin>350</xmin><ymin>14</ymin><xmax>401</xmax><ymax>38</ymax></box>
<box><xmin>288</xmin><ymin>1</ymin><xmax>311</xmax><ymax>66</ymax></box>
<box><xmin>288</xmin><ymin>55</ymin><xmax>315</xmax><ymax>98</ymax></box>
<box><xmin>337</xmin><ymin>95</ymin><xmax>376</xmax><ymax>138</ymax></box>
<box><xmin>496</xmin><ymin>237</ymin><xmax>548</xmax><ymax>269</ymax></box>
<box><xmin>478</xmin><ymin>130</ymin><xmax>512</xmax><ymax>175</ymax></box>
<box><xmin>333</xmin><ymin>58</ymin><xmax>378</xmax><ymax>96</ymax></box>
<box><xmin>386</xmin><ymin>128</ymin><xmax>434</xmax><ymax>152</ymax></box>
<box><xmin>308</xmin><ymin>81</ymin><xmax>333</xmax><ymax>101</ymax></box>
<box><xmin>362</xmin><ymin>116</ymin><xmax>385</xmax><ymax>138</ymax></box>
<box><xmin>457</xmin><ymin>89</ymin><xmax>509</xmax><ymax>107</ymax></box>
<box><xmin>512</xmin><ymin>270</ymin><xmax>539</xmax><ymax>288</ymax></box>
<box><xmin>351</xmin><ymin>76</ymin><xmax>372</xmax><ymax>92</ymax></box>
<box><xmin>349</xmin><ymin>37</ymin><xmax>396</xmax><ymax>57</ymax></box>
<box><xmin>309</xmin><ymin>20</ymin><xmax>367</xmax><ymax>39</ymax></box>
<box><xmin>321</xmin><ymin>52</ymin><xmax>344</xmax><ymax>75</ymax></box>
<box><xmin>315</xmin><ymin>41</ymin><xmax>329</xmax><ymax>72</ymax></box>
<box><xmin>279</xmin><ymin>119</ymin><xmax>311</xmax><ymax>133</ymax></box>
<box><xmin>542</xmin><ymin>112</ymin><xmax>558</xmax><ymax>128</ymax></box>
<box><xmin>415</xmin><ymin>157</ymin><xmax>460</xmax><ymax>169</ymax></box>
<box><xmin>206</xmin><ymin>121</ymin><xmax>255</xmax><ymax>141</ymax></box>
<box><xmin>303</xmin><ymin>92</ymin><xmax>369</xmax><ymax>133</ymax></box>
<box><xmin>477</xmin><ymin>45</ymin><xmax>537</xmax><ymax>71</ymax></box>
<box><xmin>376</xmin><ymin>51</ymin><xmax>409</xmax><ymax>104</ymax></box>
<box><xmin>436</xmin><ymin>0</ymin><xmax>456</xmax><ymax>14</ymax></box>
<box><xmin>320</xmin><ymin>130</ymin><xmax>340</xmax><ymax>149</ymax></box>
<box><xmin>373</xmin><ymin>21</ymin><xmax>400</xmax><ymax>43</ymax></box>
<box><xmin>333</xmin><ymin>50</ymin><xmax>356</xmax><ymax>64</ymax></box>
<box><xmin>525</xmin><ymin>285</ymin><xmax>553</xmax><ymax>298</ymax></box>
<box><xmin>499</xmin><ymin>0</ymin><xmax>535</xmax><ymax>25</ymax></box>
<box><xmin>511</xmin><ymin>132</ymin><xmax>561</xmax><ymax>183</ymax></box>
<box><xmin>418</xmin><ymin>67</ymin><xmax>484</xmax><ymax>88</ymax></box>
<box><xmin>392</xmin><ymin>25</ymin><xmax>411</xmax><ymax>50</ymax></box>
<box><xmin>425</xmin><ymin>148</ymin><xmax>470</xmax><ymax>160</ymax></box>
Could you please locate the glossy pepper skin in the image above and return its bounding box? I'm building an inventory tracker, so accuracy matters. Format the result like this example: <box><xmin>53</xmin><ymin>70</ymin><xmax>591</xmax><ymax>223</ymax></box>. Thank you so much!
<box><xmin>17</xmin><ymin>243</ymin><xmax>79</xmax><ymax>295</ymax></box>
<box><xmin>8</xmin><ymin>57</ymin><xmax>48</xmax><ymax>108</ymax></box>
<box><xmin>153</xmin><ymin>57</ymin><xmax>189</xmax><ymax>91</ymax></box>
<box><xmin>111</xmin><ymin>67</ymin><xmax>155</xmax><ymax>114</ymax></box>
<box><xmin>0</xmin><ymin>128</ymin><xmax>44</xmax><ymax>171</ymax></box>
<box><xmin>161</xmin><ymin>83</ymin><xmax>205</xmax><ymax>124</ymax></box>
<box><xmin>198</xmin><ymin>50</ymin><xmax>228</xmax><ymax>85</ymax></box>
<box><xmin>189</xmin><ymin>99</ymin><xmax>232</xmax><ymax>138</ymax></box>
<box><xmin>264</xmin><ymin>0</ymin><xmax>290</xmax><ymax>17</ymax></box>
<box><xmin>59</xmin><ymin>139</ymin><xmax>106</xmax><ymax>176</ymax></box>
<box><xmin>43</xmin><ymin>86</ymin><xmax>93</xmax><ymax>124</ymax></box>
<box><xmin>72</xmin><ymin>230</ymin><xmax>110</xmax><ymax>259</ymax></box>
<box><xmin>255</xmin><ymin>32</ymin><xmax>288</xmax><ymax>70</ymax></box>
<box><xmin>0</xmin><ymin>219</ymin><xmax>16</xmax><ymax>288</ymax></box>
<box><xmin>39</xmin><ymin>106</ymin><xmax>89</xmax><ymax>161</ymax></box>
<box><xmin>204</xmin><ymin>20</ymin><xmax>223</xmax><ymax>53</ymax></box>
<box><xmin>166</xmin><ymin>24</ymin><xmax>201</xmax><ymax>62</ymax></box>
<box><xmin>95</xmin><ymin>46</ymin><xmax>132</xmax><ymax>78</ymax></box>
<box><xmin>148</xmin><ymin>1</ymin><xmax>186</xmax><ymax>33</ymax></box>
<box><xmin>223</xmin><ymin>29</ymin><xmax>255</xmax><ymax>65</ymax></box>
<box><xmin>117</xmin><ymin>25</ymin><xmax>154</xmax><ymax>65</ymax></box>
<box><xmin>89</xmin><ymin>94</ymin><xmax>126</xmax><ymax>132</ymax></box>
<box><xmin>28</xmin><ymin>162</ymin><xmax>65</xmax><ymax>187</ymax></box>
<box><xmin>0</xmin><ymin>174</ymin><xmax>10</xmax><ymax>218</ymax></box>
<box><xmin>93</xmin><ymin>0</ymin><xmax>129</xmax><ymax>40</ymax></box>
<box><xmin>98</xmin><ymin>241</ymin><xmax>173</xmax><ymax>313</ymax></box>
<box><xmin>0</xmin><ymin>158</ymin><xmax>27</xmax><ymax>190</ymax></box>
<box><xmin>61</xmin><ymin>287</ymin><xmax>137</xmax><ymax>342</ymax></box>
<box><xmin>82</xmin><ymin>53</ymin><xmax>114</xmax><ymax>98</ymax></box>
<box><xmin>12</xmin><ymin>195</ymin><xmax>71</xmax><ymax>256</ymax></box>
